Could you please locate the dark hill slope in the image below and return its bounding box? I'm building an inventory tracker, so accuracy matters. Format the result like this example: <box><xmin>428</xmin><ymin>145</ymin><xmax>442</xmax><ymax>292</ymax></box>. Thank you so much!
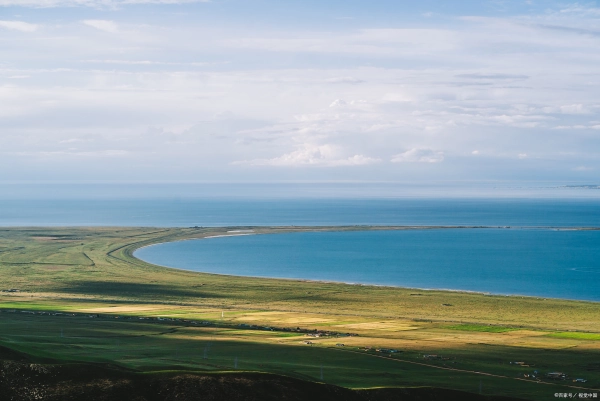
<box><xmin>0</xmin><ymin>360</ymin><xmax>527</xmax><ymax>401</ymax></box>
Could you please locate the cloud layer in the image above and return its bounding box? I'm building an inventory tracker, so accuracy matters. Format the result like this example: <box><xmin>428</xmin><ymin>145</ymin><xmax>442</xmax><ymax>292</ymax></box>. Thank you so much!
<box><xmin>0</xmin><ymin>1</ymin><xmax>599</xmax><ymax>182</ymax></box>
<box><xmin>82</xmin><ymin>19</ymin><xmax>119</xmax><ymax>32</ymax></box>
<box><xmin>391</xmin><ymin>149</ymin><xmax>444</xmax><ymax>164</ymax></box>
<box><xmin>0</xmin><ymin>20</ymin><xmax>38</xmax><ymax>31</ymax></box>
<box><xmin>0</xmin><ymin>0</ymin><xmax>206</xmax><ymax>7</ymax></box>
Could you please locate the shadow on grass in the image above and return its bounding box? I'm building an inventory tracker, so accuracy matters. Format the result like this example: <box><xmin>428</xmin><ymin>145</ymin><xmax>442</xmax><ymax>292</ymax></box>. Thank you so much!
<box><xmin>62</xmin><ymin>281</ymin><xmax>225</xmax><ymax>299</ymax></box>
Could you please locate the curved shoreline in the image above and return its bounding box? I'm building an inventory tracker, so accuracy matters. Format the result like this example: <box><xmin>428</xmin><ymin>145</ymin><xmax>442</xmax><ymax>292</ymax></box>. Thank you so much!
<box><xmin>131</xmin><ymin>225</ymin><xmax>600</xmax><ymax>304</ymax></box>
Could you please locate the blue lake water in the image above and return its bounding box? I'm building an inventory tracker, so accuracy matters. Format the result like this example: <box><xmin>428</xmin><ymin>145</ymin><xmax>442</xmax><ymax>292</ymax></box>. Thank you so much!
<box><xmin>135</xmin><ymin>229</ymin><xmax>600</xmax><ymax>302</ymax></box>
<box><xmin>2</xmin><ymin>198</ymin><xmax>600</xmax><ymax>227</ymax></box>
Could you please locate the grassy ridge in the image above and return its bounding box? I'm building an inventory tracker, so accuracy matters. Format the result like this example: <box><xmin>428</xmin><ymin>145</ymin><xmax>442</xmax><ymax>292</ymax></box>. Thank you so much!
<box><xmin>446</xmin><ymin>324</ymin><xmax>520</xmax><ymax>333</ymax></box>
<box><xmin>546</xmin><ymin>332</ymin><xmax>600</xmax><ymax>340</ymax></box>
<box><xmin>0</xmin><ymin>226</ymin><xmax>599</xmax><ymax>401</ymax></box>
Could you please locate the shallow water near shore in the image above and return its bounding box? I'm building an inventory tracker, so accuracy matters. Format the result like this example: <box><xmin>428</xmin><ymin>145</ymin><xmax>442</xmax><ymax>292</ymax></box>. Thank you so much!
<box><xmin>136</xmin><ymin>228</ymin><xmax>600</xmax><ymax>302</ymax></box>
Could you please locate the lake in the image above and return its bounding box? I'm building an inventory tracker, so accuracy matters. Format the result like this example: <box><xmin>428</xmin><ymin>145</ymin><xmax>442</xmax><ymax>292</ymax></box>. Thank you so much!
<box><xmin>2</xmin><ymin>197</ymin><xmax>600</xmax><ymax>227</ymax></box>
<box><xmin>135</xmin><ymin>228</ymin><xmax>600</xmax><ymax>302</ymax></box>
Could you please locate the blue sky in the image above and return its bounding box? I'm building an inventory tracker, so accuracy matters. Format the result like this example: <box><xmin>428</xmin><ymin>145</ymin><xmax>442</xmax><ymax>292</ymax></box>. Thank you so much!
<box><xmin>1</xmin><ymin>0</ymin><xmax>599</xmax><ymax>183</ymax></box>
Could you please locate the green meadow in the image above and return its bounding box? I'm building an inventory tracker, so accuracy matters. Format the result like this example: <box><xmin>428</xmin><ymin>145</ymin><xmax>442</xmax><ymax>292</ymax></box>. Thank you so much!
<box><xmin>446</xmin><ymin>324</ymin><xmax>520</xmax><ymax>333</ymax></box>
<box><xmin>0</xmin><ymin>227</ymin><xmax>599</xmax><ymax>400</ymax></box>
<box><xmin>546</xmin><ymin>332</ymin><xmax>600</xmax><ymax>341</ymax></box>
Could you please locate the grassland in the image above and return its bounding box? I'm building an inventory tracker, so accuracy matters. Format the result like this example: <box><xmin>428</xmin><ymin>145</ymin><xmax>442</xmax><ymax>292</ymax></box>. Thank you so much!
<box><xmin>0</xmin><ymin>226</ymin><xmax>599</xmax><ymax>401</ymax></box>
<box><xmin>446</xmin><ymin>324</ymin><xmax>521</xmax><ymax>333</ymax></box>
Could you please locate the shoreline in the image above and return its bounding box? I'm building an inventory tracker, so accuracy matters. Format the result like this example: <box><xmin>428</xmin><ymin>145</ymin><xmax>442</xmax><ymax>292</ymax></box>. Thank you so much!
<box><xmin>131</xmin><ymin>226</ymin><xmax>600</xmax><ymax>304</ymax></box>
<box><xmin>2</xmin><ymin>224</ymin><xmax>600</xmax><ymax>229</ymax></box>
<box><xmin>133</xmin><ymin>260</ymin><xmax>600</xmax><ymax>304</ymax></box>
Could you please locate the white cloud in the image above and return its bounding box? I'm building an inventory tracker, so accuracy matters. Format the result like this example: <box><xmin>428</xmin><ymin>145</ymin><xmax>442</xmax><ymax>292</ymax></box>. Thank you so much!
<box><xmin>559</xmin><ymin>104</ymin><xmax>588</xmax><ymax>114</ymax></box>
<box><xmin>472</xmin><ymin>150</ymin><xmax>480</xmax><ymax>155</ymax></box>
<box><xmin>221</xmin><ymin>28</ymin><xmax>457</xmax><ymax>56</ymax></box>
<box><xmin>332</xmin><ymin>154</ymin><xmax>381</xmax><ymax>166</ymax></box>
<box><xmin>0</xmin><ymin>0</ymin><xmax>206</xmax><ymax>7</ymax></box>
<box><xmin>391</xmin><ymin>149</ymin><xmax>444</xmax><ymax>163</ymax></box>
<box><xmin>325</xmin><ymin>77</ymin><xmax>364</xmax><ymax>84</ymax></box>
<box><xmin>82</xmin><ymin>19</ymin><xmax>118</xmax><ymax>33</ymax></box>
<box><xmin>17</xmin><ymin>149</ymin><xmax>129</xmax><ymax>157</ymax></box>
<box><xmin>0</xmin><ymin>20</ymin><xmax>38</xmax><ymax>32</ymax></box>
<box><xmin>558</xmin><ymin>5</ymin><xmax>600</xmax><ymax>17</ymax></box>
<box><xmin>518</xmin><ymin>153</ymin><xmax>528</xmax><ymax>159</ymax></box>
<box><xmin>59</xmin><ymin>138</ymin><xmax>90</xmax><ymax>143</ymax></box>
<box><xmin>237</xmin><ymin>144</ymin><xmax>380</xmax><ymax>167</ymax></box>
<box><xmin>80</xmin><ymin>59</ymin><xmax>211</xmax><ymax>66</ymax></box>
<box><xmin>329</xmin><ymin>99</ymin><xmax>347</xmax><ymax>108</ymax></box>
<box><xmin>552</xmin><ymin>125</ymin><xmax>595</xmax><ymax>130</ymax></box>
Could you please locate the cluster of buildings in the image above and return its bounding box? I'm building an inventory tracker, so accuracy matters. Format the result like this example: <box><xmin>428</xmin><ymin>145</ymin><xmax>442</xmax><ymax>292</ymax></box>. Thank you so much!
<box><xmin>238</xmin><ymin>324</ymin><xmax>358</xmax><ymax>337</ymax></box>
<box><xmin>423</xmin><ymin>354</ymin><xmax>451</xmax><ymax>360</ymax></box>
<box><xmin>510</xmin><ymin>362</ymin><xmax>588</xmax><ymax>383</ymax></box>
<box><xmin>545</xmin><ymin>372</ymin><xmax>587</xmax><ymax>383</ymax></box>
<box><xmin>356</xmin><ymin>346</ymin><xmax>400</xmax><ymax>354</ymax></box>
<box><xmin>376</xmin><ymin>348</ymin><xmax>399</xmax><ymax>354</ymax></box>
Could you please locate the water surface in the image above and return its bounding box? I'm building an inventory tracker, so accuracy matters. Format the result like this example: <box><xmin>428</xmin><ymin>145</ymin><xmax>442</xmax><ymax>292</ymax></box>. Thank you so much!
<box><xmin>135</xmin><ymin>229</ymin><xmax>600</xmax><ymax>302</ymax></box>
<box><xmin>2</xmin><ymin>198</ymin><xmax>600</xmax><ymax>227</ymax></box>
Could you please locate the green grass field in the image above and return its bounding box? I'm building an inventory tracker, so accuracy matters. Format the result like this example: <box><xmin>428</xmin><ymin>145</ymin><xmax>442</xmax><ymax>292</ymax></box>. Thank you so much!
<box><xmin>546</xmin><ymin>332</ymin><xmax>600</xmax><ymax>341</ymax></box>
<box><xmin>446</xmin><ymin>324</ymin><xmax>520</xmax><ymax>333</ymax></box>
<box><xmin>0</xmin><ymin>227</ymin><xmax>599</xmax><ymax>400</ymax></box>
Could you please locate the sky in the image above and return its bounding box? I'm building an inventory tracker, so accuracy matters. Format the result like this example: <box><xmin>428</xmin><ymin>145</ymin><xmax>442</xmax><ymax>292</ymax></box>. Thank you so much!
<box><xmin>1</xmin><ymin>0</ymin><xmax>600</xmax><ymax>184</ymax></box>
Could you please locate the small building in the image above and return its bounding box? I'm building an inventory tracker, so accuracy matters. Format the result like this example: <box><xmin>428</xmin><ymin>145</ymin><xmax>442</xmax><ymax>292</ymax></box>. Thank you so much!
<box><xmin>377</xmin><ymin>348</ymin><xmax>399</xmax><ymax>354</ymax></box>
<box><xmin>546</xmin><ymin>372</ymin><xmax>567</xmax><ymax>380</ymax></box>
